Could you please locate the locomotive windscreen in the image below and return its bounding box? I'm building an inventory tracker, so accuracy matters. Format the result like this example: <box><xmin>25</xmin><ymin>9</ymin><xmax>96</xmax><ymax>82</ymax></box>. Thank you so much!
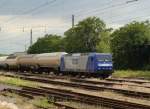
<box><xmin>97</xmin><ymin>55</ymin><xmax>112</xmax><ymax>62</ymax></box>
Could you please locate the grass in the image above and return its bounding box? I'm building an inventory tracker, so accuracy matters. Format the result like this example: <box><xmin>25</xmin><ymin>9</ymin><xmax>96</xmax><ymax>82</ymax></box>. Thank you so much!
<box><xmin>112</xmin><ymin>70</ymin><xmax>150</xmax><ymax>79</ymax></box>
<box><xmin>0</xmin><ymin>76</ymin><xmax>54</xmax><ymax>109</ymax></box>
<box><xmin>0</xmin><ymin>91</ymin><xmax>54</xmax><ymax>109</ymax></box>
<box><xmin>32</xmin><ymin>97</ymin><xmax>54</xmax><ymax>108</ymax></box>
<box><xmin>0</xmin><ymin>76</ymin><xmax>38</xmax><ymax>87</ymax></box>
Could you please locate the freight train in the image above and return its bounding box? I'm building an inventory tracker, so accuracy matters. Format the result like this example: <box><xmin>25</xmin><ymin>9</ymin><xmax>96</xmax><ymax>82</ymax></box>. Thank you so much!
<box><xmin>0</xmin><ymin>52</ymin><xmax>113</xmax><ymax>78</ymax></box>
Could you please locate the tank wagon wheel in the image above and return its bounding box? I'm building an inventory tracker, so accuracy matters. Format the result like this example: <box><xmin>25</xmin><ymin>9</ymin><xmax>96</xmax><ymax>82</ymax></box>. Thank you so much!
<box><xmin>75</xmin><ymin>73</ymin><xmax>84</xmax><ymax>78</ymax></box>
<box><xmin>30</xmin><ymin>66</ymin><xmax>35</xmax><ymax>73</ymax></box>
<box><xmin>79</xmin><ymin>73</ymin><xmax>87</xmax><ymax>78</ymax></box>
<box><xmin>53</xmin><ymin>69</ymin><xmax>60</xmax><ymax>76</ymax></box>
<box><xmin>4</xmin><ymin>64</ymin><xmax>8</xmax><ymax>71</ymax></box>
<box><xmin>7</xmin><ymin>64</ymin><xmax>11</xmax><ymax>72</ymax></box>
<box><xmin>84</xmin><ymin>73</ymin><xmax>91</xmax><ymax>78</ymax></box>
<box><xmin>43</xmin><ymin>69</ymin><xmax>50</xmax><ymax>75</ymax></box>
<box><xmin>70</xmin><ymin>72</ymin><xmax>77</xmax><ymax>77</ymax></box>
<box><xmin>30</xmin><ymin>65</ymin><xmax>39</xmax><ymax>73</ymax></box>
<box><xmin>17</xmin><ymin>65</ymin><xmax>23</xmax><ymax>73</ymax></box>
<box><xmin>53</xmin><ymin>72</ymin><xmax>58</xmax><ymax>76</ymax></box>
<box><xmin>37</xmin><ymin>68</ymin><xmax>44</xmax><ymax>74</ymax></box>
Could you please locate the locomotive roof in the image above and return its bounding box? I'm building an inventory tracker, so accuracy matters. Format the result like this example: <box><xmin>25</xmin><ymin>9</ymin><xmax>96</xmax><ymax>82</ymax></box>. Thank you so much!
<box><xmin>65</xmin><ymin>53</ymin><xmax>112</xmax><ymax>56</ymax></box>
<box><xmin>36</xmin><ymin>52</ymin><xmax>67</xmax><ymax>56</ymax></box>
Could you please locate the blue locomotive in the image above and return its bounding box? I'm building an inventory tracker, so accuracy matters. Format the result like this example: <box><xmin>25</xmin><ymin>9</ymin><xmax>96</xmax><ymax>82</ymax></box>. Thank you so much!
<box><xmin>60</xmin><ymin>53</ymin><xmax>113</xmax><ymax>78</ymax></box>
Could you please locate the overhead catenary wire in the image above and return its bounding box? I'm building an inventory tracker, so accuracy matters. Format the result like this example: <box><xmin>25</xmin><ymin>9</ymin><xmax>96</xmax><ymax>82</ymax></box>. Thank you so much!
<box><xmin>61</xmin><ymin>0</ymin><xmax>117</xmax><ymax>20</ymax></box>
<box><xmin>102</xmin><ymin>4</ymin><xmax>149</xmax><ymax>21</ymax></box>
<box><xmin>0</xmin><ymin>0</ymin><xmax>71</xmax><ymax>35</ymax></box>
<box><xmin>61</xmin><ymin>0</ymin><xmax>140</xmax><ymax>27</ymax></box>
<box><xmin>0</xmin><ymin>0</ymin><xmax>57</xmax><ymax>26</ymax></box>
<box><xmin>0</xmin><ymin>0</ymin><xmax>8</xmax><ymax>8</ymax></box>
<box><xmin>76</xmin><ymin>0</ymin><xmax>140</xmax><ymax>19</ymax></box>
<box><xmin>0</xmin><ymin>0</ymin><xmax>140</xmax><ymax>32</ymax></box>
<box><xmin>0</xmin><ymin>0</ymin><xmax>144</xmax><ymax>35</ymax></box>
<box><xmin>108</xmin><ymin>12</ymin><xmax>150</xmax><ymax>25</ymax></box>
<box><xmin>0</xmin><ymin>2</ymin><xmax>149</xmax><ymax>54</ymax></box>
<box><xmin>0</xmin><ymin>0</ymin><xmax>142</xmax><ymax>29</ymax></box>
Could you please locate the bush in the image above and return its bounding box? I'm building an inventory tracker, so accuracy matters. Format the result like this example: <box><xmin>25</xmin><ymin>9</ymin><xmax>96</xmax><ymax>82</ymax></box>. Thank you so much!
<box><xmin>111</xmin><ymin>21</ymin><xmax>150</xmax><ymax>70</ymax></box>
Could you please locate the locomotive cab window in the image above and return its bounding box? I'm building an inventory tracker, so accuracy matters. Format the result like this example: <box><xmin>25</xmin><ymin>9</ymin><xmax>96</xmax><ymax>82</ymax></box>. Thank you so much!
<box><xmin>97</xmin><ymin>56</ymin><xmax>112</xmax><ymax>62</ymax></box>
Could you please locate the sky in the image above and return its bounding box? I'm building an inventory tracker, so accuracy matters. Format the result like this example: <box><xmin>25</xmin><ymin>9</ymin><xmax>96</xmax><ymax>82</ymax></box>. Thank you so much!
<box><xmin>0</xmin><ymin>0</ymin><xmax>149</xmax><ymax>54</ymax></box>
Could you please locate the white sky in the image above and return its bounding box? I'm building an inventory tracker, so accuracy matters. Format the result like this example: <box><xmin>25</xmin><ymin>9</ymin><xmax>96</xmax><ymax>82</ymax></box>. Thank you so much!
<box><xmin>0</xmin><ymin>0</ymin><xmax>149</xmax><ymax>54</ymax></box>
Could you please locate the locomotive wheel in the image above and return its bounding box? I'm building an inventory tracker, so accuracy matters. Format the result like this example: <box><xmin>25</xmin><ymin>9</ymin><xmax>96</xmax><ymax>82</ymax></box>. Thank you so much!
<box><xmin>71</xmin><ymin>72</ymin><xmax>77</xmax><ymax>77</ymax></box>
<box><xmin>53</xmin><ymin>70</ymin><xmax>59</xmax><ymax>75</ymax></box>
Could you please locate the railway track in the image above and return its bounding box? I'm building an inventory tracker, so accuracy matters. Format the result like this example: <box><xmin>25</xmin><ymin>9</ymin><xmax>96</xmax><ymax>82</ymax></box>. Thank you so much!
<box><xmin>17</xmin><ymin>72</ymin><xmax>150</xmax><ymax>84</ymax></box>
<box><xmin>106</xmin><ymin>78</ymin><xmax>150</xmax><ymax>84</ymax></box>
<box><xmin>4</xmin><ymin>88</ymin><xmax>77</xmax><ymax>109</ymax></box>
<box><xmin>3</xmin><ymin>72</ymin><xmax>150</xmax><ymax>88</ymax></box>
<box><xmin>4</xmin><ymin>86</ymin><xmax>150</xmax><ymax>109</ymax></box>
<box><xmin>70</xmin><ymin>78</ymin><xmax>150</xmax><ymax>88</ymax></box>
<box><xmin>1</xmin><ymin>73</ymin><xmax>150</xmax><ymax>99</ymax></box>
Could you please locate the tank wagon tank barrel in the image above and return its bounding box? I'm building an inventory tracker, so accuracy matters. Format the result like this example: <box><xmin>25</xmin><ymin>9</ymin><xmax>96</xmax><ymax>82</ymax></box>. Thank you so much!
<box><xmin>17</xmin><ymin>54</ymin><xmax>37</xmax><ymax>72</ymax></box>
<box><xmin>34</xmin><ymin>52</ymin><xmax>67</xmax><ymax>73</ymax></box>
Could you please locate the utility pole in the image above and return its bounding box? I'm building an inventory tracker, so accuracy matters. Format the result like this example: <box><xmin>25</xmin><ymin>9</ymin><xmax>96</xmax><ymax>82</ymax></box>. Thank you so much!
<box><xmin>30</xmin><ymin>29</ymin><xmax>33</xmax><ymax>46</ymax></box>
<box><xmin>72</xmin><ymin>15</ymin><xmax>74</xmax><ymax>28</ymax></box>
<box><xmin>25</xmin><ymin>44</ymin><xmax>27</xmax><ymax>52</ymax></box>
<box><xmin>44</xmin><ymin>25</ymin><xmax>47</xmax><ymax>33</ymax></box>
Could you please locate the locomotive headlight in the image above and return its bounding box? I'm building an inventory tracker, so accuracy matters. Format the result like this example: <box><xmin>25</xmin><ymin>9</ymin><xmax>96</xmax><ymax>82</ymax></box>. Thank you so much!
<box><xmin>98</xmin><ymin>63</ymin><xmax>112</xmax><ymax>67</ymax></box>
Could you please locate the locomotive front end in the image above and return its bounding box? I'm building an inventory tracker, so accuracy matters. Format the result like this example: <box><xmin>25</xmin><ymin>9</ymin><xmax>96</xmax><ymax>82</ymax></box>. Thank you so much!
<box><xmin>95</xmin><ymin>53</ymin><xmax>113</xmax><ymax>77</ymax></box>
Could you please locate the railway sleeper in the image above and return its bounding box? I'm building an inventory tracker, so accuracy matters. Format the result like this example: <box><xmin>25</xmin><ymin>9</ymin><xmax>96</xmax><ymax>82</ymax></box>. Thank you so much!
<box><xmin>21</xmin><ymin>86</ymin><xmax>150</xmax><ymax>109</ymax></box>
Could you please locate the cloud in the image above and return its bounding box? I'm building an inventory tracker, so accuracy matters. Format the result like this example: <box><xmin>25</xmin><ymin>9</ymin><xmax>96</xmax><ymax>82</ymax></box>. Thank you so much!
<box><xmin>0</xmin><ymin>15</ymin><xmax>70</xmax><ymax>54</ymax></box>
<box><xmin>0</xmin><ymin>0</ymin><xmax>149</xmax><ymax>54</ymax></box>
<box><xmin>108</xmin><ymin>23</ymin><xmax>123</xmax><ymax>29</ymax></box>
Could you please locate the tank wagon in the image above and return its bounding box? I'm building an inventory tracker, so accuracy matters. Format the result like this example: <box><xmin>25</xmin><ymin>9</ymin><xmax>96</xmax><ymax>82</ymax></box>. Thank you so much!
<box><xmin>0</xmin><ymin>56</ymin><xmax>8</xmax><ymax>69</ymax></box>
<box><xmin>34</xmin><ymin>52</ymin><xmax>67</xmax><ymax>72</ymax></box>
<box><xmin>60</xmin><ymin>53</ymin><xmax>113</xmax><ymax>77</ymax></box>
<box><xmin>5</xmin><ymin>52</ymin><xmax>67</xmax><ymax>72</ymax></box>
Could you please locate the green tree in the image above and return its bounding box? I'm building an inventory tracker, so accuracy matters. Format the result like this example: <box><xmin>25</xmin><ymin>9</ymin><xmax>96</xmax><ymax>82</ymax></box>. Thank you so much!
<box><xmin>96</xmin><ymin>29</ymin><xmax>112</xmax><ymax>53</ymax></box>
<box><xmin>64</xmin><ymin>17</ymin><xmax>110</xmax><ymax>53</ymax></box>
<box><xmin>27</xmin><ymin>34</ymin><xmax>64</xmax><ymax>54</ymax></box>
<box><xmin>111</xmin><ymin>21</ymin><xmax>150</xmax><ymax>69</ymax></box>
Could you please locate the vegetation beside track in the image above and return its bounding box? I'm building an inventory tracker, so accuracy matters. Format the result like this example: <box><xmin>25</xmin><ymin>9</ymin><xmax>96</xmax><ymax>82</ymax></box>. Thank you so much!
<box><xmin>112</xmin><ymin>70</ymin><xmax>150</xmax><ymax>79</ymax></box>
<box><xmin>0</xmin><ymin>91</ymin><xmax>55</xmax><ymax>109</ymax></box>
<box><xmin>0</xmin><ymin>75</ymin><xmax>38</xmax><ymax>87</ymax></box>
<box><xmin>32</xmin><ymin>97</ymin><xmax>54</xmax><ymax>108</ymax></box>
